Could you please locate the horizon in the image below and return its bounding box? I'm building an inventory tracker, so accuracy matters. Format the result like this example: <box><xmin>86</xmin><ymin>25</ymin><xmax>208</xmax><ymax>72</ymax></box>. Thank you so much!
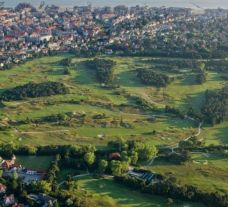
<box><xmin>3</xmin><ymin>0</ymin><xmax>228</xmax><ymax>9</ymax></box>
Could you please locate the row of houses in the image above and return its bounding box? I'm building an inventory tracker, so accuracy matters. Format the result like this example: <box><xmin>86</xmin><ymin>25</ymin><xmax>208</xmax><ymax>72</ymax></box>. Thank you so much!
<box><xmin>0</xmin><ymin>3</ymin><xmax>213</xmax><ymax>68</ymax></box>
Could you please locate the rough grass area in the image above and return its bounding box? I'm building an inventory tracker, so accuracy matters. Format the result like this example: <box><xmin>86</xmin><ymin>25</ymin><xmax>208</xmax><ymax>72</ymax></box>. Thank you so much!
<box><xmin>147</xmin><ymin>154</ymin><xmax>228</xmax><ymax>195</ymax></box>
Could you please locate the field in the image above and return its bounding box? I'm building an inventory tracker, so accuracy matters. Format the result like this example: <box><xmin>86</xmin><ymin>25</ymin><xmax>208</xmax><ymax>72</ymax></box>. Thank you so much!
<box><xmin>16</xmin><ymin>155</ymin><xmax>53</xmax><ymax>171</ymax></box>
<box><xmin>0</xmin><ymin>55</ymin><xmax>226</xmax><ymax>147</ymax></box>
<box><xmin>77</xmin><ymin>176</ymin><xmax>205</xmax><ymax>207</ymax></box>
<box><xmin>0</xmin><ymin>54</ymin><xmax>227</xmax><ymax>199</ymax></box>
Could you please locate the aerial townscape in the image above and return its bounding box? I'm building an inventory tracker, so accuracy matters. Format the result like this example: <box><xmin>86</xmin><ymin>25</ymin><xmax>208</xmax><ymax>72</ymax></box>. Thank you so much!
<box><xmin>0</xmin><ymin>1</ymin><xmax>227</xmax><ymax>207</ymax></box>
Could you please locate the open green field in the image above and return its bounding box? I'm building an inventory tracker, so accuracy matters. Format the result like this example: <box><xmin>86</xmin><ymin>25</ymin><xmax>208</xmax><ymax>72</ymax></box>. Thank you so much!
<box><xmin>146</xmin><ymin>152</ymin><xmax>228</xmax><ymax>194</ymax></box>
<box><xmin>77</xmin><ymin>176</ymin><xmax>205</xmax><ymax>207</ymax></box>
<box><xmin>0</xmin><ymin>55</ymin><xmax>226</xmax><ymax>147</ymax></box>
<box><xmin>16</xmin><ymin>155</ymin><xmax>54</xmax><ymax>171</ymax></box>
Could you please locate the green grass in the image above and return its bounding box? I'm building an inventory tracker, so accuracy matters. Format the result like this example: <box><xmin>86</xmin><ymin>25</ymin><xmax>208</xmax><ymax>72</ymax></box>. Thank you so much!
<box><xmin>0</xmin><ymin>55</ymin><xmax>227</xmax><ymax>204</ymax></box>
<box><xmin>77</xmin><ymin>176</ymin><xmax>205</xmax><ymax>207</ymax></box>
<box><xmin>0</xmin><ymin>55</ymin><xmax>226</xmax><ymax>147</ymax></box>
<box><xmin>199</xmin><ymin>121</ymin><xmax>228</xmax><ymax>145</ymax></box>
<box><xmin>16</xmin><ymin>155</ymin><xmax>54</xmax><ymax>171</ymax></box>
<box><xmin>147</xmin><ymin>157</ymin><xmax>228</xmax><ymax>194</ymax></box>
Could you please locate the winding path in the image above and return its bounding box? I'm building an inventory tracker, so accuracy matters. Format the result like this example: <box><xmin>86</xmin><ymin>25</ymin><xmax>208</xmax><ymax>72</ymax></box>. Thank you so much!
<box><xmin>148</xmin><ymin>117</ymin><xmax>203</xmax><ymax>166</ymax></box>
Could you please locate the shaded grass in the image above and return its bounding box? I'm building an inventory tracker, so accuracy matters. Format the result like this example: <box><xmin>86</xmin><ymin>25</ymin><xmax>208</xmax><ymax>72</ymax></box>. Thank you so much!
<box><xmin>16</xmin><ymin>155</ymin><xmax>54</xmax><ymax>171</ymax></box>
<box><xmin>77</xmin><ymin>176</ymin><xmax>205</xmax><ymax>207</ymax></box>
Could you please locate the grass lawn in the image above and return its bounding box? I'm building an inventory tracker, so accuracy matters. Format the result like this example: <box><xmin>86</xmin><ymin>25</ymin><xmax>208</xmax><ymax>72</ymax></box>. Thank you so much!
<box><xmin>0</xmin><ymin>55</ymin><xmax>226</xmax><ymax>147</ymax></box>
<box><xmin>77</xmin><ymin>176</ymin><xmax>205</xmax><ymax>207</ymax></box>
<box><xmin>147</xmin><ymin>159</ymin><xmax>228</xmax><ymax>195</ymax></box>
<box><xmin>16</xmin><ymin>155</ymin><xmax>54</xmax><ymax>171</ymax></box>
<box><xmin>199</xmin><ymin>121</ymin><xmax>228</xmax><ymax>145</ymax></box>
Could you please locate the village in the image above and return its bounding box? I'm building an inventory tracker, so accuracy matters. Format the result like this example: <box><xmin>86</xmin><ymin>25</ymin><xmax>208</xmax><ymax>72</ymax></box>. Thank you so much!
<box><xmin>0</xmin><ymin>3</ymin><xmax>227</xmax><ymax>68</ymax></box>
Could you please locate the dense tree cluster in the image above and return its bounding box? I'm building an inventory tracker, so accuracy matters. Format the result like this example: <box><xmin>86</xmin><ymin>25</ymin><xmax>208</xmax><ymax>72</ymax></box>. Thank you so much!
<box><xmin>0</xmin><ymin>81</ymin><xmax>69</xmax><ymax>101</ymax></box>
<box><xmin>59</xmin><ymin>58</ymin><xmax>72</xmax><ymax>66</ymax></box>
<box><xmin>206</xmin><ymin>60</ymin><xmax>228</xmax><ymax>72</ymax></box>
<box><xmin>108</xmin><ymin>139</ymin><xmax>158</xmax><ymax>162</ymax></box>
<box><xmin>158</xmin><ymin>150</ymin><xmax>191</xmax><ymax>165</ymax></box>
<box><xmin>179</xmin><ymin>136</ymin><xmax>204</xmax><ymax>149</ymax></box>
<box><xmin>196</xmin><ymin>71</ymin><xmax>207</xmax><ymax>84</ymax></box>
<box><xmin>195</xmin><ymin>62</ymin><xmax>207</xmax><ymax>84</ymax></box>
<box><xmin>86</xmin><ymin>59</ymin><xmax>116</xmax><ymax>84</ymax></box>
<box><xmin>47</xmin><ymin>155</ymin><xmax>61</xmax><ymax>183</ymax></box>
<box><xmin>201</xmin><ymin>87</ymin><xmax>228</xmax><ymax>124</ymax></box>
<box><xmin>137</xmin><ymin>69</ymin><xmax>173</xmax><ymax>87</ymax></box>
<box><xmin>0</xmin><ymin>143</ymin><xmax>87</xmax><ymax>158</ymax></box>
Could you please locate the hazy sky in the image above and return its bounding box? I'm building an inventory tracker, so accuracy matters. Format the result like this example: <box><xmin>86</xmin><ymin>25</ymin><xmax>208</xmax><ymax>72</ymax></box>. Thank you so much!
<box><xmin>4</xmin><ymin>0</ymin><xmax>228</xmax><ymax>9</ymax></box>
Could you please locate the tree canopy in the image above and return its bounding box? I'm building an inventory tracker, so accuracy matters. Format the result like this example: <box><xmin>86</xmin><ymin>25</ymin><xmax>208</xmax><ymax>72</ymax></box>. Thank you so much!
<box><xmin>0</xmin><ymin>81</ymin><xmax>69</xmax><ymax>101</ymax></box>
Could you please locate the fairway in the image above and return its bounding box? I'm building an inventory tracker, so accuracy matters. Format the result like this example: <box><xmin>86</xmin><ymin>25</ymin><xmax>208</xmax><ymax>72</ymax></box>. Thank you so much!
<box><xmin>77</xmin><ymin>176</ymin><xmax>205</xmax><ymax>207</ymax></box>
<box><xmin>0</xmin><ymin>55</ymin><xmax>226</xmax><ymax>147</ymax></box>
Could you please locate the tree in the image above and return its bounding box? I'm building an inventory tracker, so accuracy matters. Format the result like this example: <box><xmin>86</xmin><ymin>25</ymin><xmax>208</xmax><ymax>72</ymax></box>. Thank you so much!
<box><xmin>201</xmin><ymin>87</ymin><xmax>228</xmax><ymax>124</ymax></box>
<box><xmin>0</xmin><ymin>169</ymin><xmax>3</xmax><ymax>178</ymax></box>
<box><xmin>66</xmin><ymin>198</ymin><xmax>74</xmax><ymax>206</ymax></box>
<box><xmin>121</xmin><ymin>151</ymin><xmax>131</xmax><ymax>163</ymax></box>
<box><xmin>60</xmin><ymin>58</ymin><xmax>72</xmax><ymax>66</ymax></box>
<box><xmin>31</xmin><ymin>181</ymin><xmax>52</xmax><ymax>193</ymax></box>
<box><xmin>12</xmin><ymin>179</ymin><xmax>19</xmax><ymax>191</ymax></box>
<box><xmin>167</xmin><ymin>198</ymin><xmax>174</xmax><ymax>206</ymax></box>
<box><xmin>86</xmin><ymin>59</ymin><xmax>116</xmax><ymax>85</ymax></box>
<box><xmin>137</xmin><ymin>69</ymin><xmax>172</xmax><ymax>87</ymax></box>
<box><xmin>131</xmin><ymin>142</ymin><xmax>158</xmax><ymax>161</ymax></box>
<box><xmin>12</xmin><ymin>171</ymin><xmax>19</xmax><ymax>180</ymax></box>
<box><xmin>130</xmin><ymin>151</ymin><xmax>138</xmax><ymax>165</ymax></box>
<box><xmin>63</xmin><ymin>68</ymin><xmax>71</xmax><ymax>75</ymax></box>
<box><xmin>110</xmin><ymin>160</ymin><xmax>123</xmax><ymax>176</ymax></box>
<box><xmin>98</xmin><ymin>159</ymin><xmax>108</xmax><ymax>175</ymax></box>
<box><xmin>110</xmin><ymin>160</ymin><xmax>129</xmax><ymax>176</ymax></box>
<box><xmin>141</xmin><ymin>144</ymin><xmax>158</xmax><ymax>160</ymax></box>
<box><xmin>197</xmin><ymin>62</ymin><xmax>205</xmax><ymax>71</ymax></box>
<box><xmin>84</xmin><ymin>152</ymin><xmax>95</xmax><ymax>166</ymax></box>
<box><xmin>0</xmin><ymin>82</ymin><xmax>69</xmax><ymax>101</ymax></box>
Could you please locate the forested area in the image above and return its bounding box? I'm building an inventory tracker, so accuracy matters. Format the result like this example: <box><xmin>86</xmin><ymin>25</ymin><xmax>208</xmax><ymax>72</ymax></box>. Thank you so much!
<box><xmin>137</xmin><ymin>69</ymin><xmax>173</xmax><ymax>87</ymax></box>
<box><xmin>201</xmin><ymin>87</ymin><xmax>228</xmax><ymax>124</ymax></box>
<box><xmin>0</xmin><ymin>82</ymin><xmax>69</xmax><ymax>101</ymax></box>
<box><xmin>86</xmin><ymin>58</ymin><xmax>116</xmax><ymax>84</ymax></box>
